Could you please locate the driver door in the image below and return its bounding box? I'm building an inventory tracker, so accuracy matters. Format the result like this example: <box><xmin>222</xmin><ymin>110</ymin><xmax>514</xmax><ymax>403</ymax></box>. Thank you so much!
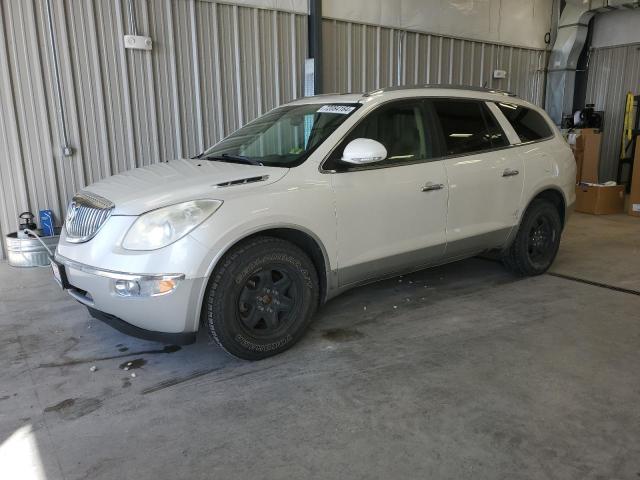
<box><xmin>324</xmin><ymin>99</ymin><xmax>449</xmax><ymax>287</ymax></box>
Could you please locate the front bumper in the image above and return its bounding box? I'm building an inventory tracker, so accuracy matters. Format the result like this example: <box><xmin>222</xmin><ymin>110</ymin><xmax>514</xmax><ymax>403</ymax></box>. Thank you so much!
<box><xmin>87</xmin><ymin>307</ymin><xmax>196</xmax><ymax>345</ymax></box>
<box><xmin>55</xmin><ymin>254</ymin><xmax>206</xmax><ymax>337</ymax></box>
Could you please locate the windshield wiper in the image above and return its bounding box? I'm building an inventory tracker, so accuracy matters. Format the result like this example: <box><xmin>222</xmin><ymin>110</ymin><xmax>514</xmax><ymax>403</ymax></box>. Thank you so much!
<box><xmin>203</xmin><ymin>153</ymin><xmax>263</xmax><ymax>166</ymax></box>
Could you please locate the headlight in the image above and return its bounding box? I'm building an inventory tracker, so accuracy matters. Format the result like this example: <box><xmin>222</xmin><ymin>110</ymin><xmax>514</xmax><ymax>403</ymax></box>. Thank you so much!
<box><xmin>122</xmin><ymin>200</ymin><xmax>222</xmax><ymax>250</ymax></box>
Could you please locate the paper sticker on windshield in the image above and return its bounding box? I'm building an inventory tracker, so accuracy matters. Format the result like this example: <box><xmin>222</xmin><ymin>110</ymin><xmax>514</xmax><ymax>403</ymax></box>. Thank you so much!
<box><xmin>317</xmin><ymin>105</ymin><xmax>356</xmax><ymax>115</ymax></box>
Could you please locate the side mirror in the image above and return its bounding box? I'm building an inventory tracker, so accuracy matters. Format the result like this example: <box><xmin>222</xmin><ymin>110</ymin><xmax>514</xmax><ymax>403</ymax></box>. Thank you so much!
<box><xmin>341</xmin><ymin>138</ymin><xmax>387</xmax><ymax>165</ymax></box>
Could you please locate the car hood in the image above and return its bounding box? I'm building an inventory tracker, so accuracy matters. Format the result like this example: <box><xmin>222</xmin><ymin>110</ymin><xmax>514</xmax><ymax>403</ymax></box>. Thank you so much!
<box><xmin>82</xmin><ymin>159</ymin><xmax>289</xmax><ymax>215</ymax></box>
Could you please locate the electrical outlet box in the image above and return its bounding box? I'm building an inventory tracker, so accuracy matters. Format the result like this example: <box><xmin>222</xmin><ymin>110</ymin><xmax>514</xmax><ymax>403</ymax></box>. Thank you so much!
<box><xmin>493</xmin><ymin>69</ymin><xmax>507</xmax><ymax>79</ymax></box>
<box><xmin>124</xmin><ymin>35</ymin><xmax>152</xmax><ymax>51</ymax></box>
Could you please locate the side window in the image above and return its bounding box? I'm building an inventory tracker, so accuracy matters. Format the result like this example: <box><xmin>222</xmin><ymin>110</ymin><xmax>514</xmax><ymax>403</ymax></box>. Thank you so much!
<box><xmin>495</xmin><ymin>102</ymin><xmax>553</xmax><ymax>142</ymax></box>
<box><xmin>326</xmin><ymin>100</ymin><xmax>434</xmax><ymax>171</ymax></box>
<box><xmin>431</xmin><ymin>99</ymin><xmax>506</xmax><ymax>155</ymax></box>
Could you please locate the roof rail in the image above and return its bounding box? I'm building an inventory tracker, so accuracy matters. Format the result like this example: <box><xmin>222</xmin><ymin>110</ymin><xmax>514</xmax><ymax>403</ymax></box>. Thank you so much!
<box><xmin>363</xmin><ymin>84</ymin><xmax>517</xmax><ymax>97</ymax></box>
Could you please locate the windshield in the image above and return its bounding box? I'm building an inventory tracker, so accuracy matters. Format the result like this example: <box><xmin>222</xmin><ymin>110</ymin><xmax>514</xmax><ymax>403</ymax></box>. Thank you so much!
<box><xmin>200</xmin><ymin>103</ymin><xmax>360</xmax><ymax>167</ymax></box>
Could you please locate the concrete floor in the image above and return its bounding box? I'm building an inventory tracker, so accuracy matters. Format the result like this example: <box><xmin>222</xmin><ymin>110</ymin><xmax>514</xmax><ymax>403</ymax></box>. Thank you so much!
<box><xmin>1</xmin><ymin>212</ymin><xmax>639</xmax><ymax>480</ymax></box>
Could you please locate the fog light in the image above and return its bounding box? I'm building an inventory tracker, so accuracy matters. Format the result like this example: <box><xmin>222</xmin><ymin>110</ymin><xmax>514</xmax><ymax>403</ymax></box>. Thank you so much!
<box><xmin>113</xmin><ymin>278</ymin><xmax>179</xmax><ymax>297</ymax></box>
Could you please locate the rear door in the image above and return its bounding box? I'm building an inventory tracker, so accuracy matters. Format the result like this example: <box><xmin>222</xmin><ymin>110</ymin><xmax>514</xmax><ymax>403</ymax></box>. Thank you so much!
<box><xmin>430</xmin><ymin>99</ymin><xmax>524</xmax><ymax>258</ymax></box>
<box><xmin>494</xmin><ymin>101</ymin><xmax>558</xmax><ymax>199</ymax></box>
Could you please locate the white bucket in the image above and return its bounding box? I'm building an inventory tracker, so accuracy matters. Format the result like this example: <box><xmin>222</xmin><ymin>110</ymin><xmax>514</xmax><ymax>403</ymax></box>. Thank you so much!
<box><xmin>5</xmin><ymin>228</ymin><xmax>61</xmax><ymax>267</ymax></box>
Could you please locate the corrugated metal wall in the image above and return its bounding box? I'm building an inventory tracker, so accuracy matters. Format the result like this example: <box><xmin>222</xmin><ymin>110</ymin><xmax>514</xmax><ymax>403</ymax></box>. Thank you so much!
<box><xmin>321</xmin><ymin>19</ymin><xmax>548</xmax><ymax>106</ymax></box>
<box><xmin>585</xmin><ymin>44</ymin><xmax>640</xmax><ymax>182</ymax></box>
<box><xmin>0</xmin><ymin>0</ymin><xmax>306</xmax><ymax>259</ymax></box>
<box><xmin>0</xmin><ymin>2</ymin><xmax>551</xmax><ymax>260</ymax></box>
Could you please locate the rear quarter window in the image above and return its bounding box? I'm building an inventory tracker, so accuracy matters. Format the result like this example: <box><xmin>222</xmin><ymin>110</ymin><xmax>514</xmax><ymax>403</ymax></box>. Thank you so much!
<box><xmin>495</xmin><ymin>102</ymin><xmax>553</xmax><ymax>143</ymax></box>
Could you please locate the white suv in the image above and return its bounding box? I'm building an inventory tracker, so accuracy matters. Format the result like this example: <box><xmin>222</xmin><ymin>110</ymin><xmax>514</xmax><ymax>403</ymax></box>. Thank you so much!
<box><xmin>53</xmin><ymin>86</ymin><xmax>576</xmax><ymax>360</ymax></box>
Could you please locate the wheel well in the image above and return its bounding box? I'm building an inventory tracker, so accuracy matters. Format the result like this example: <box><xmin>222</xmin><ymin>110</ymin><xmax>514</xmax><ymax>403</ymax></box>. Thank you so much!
<box><xmin>246</xmin><ymin>228</ymin><xmax>328</xmax><ymax>304</ymax></box>
<box><xmin>531</xmin><ymin>189</ymin><xmax>566</xmax><ymax>227</ymax></box>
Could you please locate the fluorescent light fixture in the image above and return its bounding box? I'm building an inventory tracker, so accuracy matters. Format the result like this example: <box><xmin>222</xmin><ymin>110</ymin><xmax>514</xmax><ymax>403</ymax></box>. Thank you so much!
<box><xmin>449</xmin><ymin>133</ymin><xmax>473</xmax><ymax>138</ymax></box>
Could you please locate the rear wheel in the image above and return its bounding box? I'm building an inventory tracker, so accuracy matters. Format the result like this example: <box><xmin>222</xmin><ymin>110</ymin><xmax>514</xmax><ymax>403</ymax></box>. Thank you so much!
<box><xmin>204</xmin><ymin>236</ymin><xmax>319</xmax><ymax>360</ymax></box>
<box><xmin>502</xmin><ymin>199</ymin><xmax>562</xmax><ymax>276</ymax></box>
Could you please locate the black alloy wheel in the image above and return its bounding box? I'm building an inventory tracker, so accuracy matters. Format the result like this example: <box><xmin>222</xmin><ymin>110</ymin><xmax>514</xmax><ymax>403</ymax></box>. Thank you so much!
<box><xmin>204</xmin><ymin>236</ymin><xmax>319</xmax><ymax>360</ymax></box>
<box><xmin>503</xmin><ymin>199</ymin><xmax>562</xmax><ymax>276</ymax></box>
<box><xmin>526</xmin><ymin>215</ymin><xmax>557</xmax><ymax>267</ymax></box>
<box><xmin>237</xmin><ymin>267</ymin><xmax>299</xmax><ymax>337</ymax></box>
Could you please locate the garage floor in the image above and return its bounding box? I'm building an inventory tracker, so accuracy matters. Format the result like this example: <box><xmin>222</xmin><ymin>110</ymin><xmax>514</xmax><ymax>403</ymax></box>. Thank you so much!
<box><xmin>1</xmin><ymin>213</ymin><xmax>639</xmax><ymax>480</ymax></box>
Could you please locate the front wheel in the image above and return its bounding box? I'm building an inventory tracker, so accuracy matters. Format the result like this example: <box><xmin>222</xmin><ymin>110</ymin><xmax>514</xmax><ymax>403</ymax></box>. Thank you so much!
<box><xmin>502</xmin><ymin>199</ymin><xmax>562</xmax><ymax>276</ymax></box>
<box><xmin>204</xmin><ymin>236</ymin><xmax>319</xmax><ymax>360</ymax></box>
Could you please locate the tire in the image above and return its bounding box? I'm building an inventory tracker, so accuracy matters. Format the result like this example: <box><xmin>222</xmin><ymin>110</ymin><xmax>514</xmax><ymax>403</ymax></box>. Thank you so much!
<box><xmin>204</xmin><ymin>236</ymin><xmax>319</xmax><ymax>360</ymax></box>
<box><xmin>502</xmin><ymin>199</ymin><xmax>562</xmax><ymax>276</ymax></box>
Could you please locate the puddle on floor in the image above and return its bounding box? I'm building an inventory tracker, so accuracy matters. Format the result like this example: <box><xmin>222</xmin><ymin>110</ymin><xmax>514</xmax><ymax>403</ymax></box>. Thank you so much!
<box><xmin>119</xmin><ymin>358</ymin><xmax>147</xmax><ymax>370</ymax></box>
<box><xmin>321</xmin><ymin>328</ymin><xmax>364</xmax><ymax>342</ymax></box>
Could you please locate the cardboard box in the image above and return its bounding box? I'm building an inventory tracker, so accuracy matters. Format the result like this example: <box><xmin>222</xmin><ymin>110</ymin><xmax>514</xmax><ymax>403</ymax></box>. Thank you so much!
<box><xmin>571</xmin><ymin>146</ymin><xmax>583</xmax><ymax>184</ymax></box>
<box><xmin>573</xmin><ymin>128</ymin><xmax>599</xmax><ymax>150</ymax></box>
<box><xmin>628</xmin><ymin>146</ymin><xmax>640</xmax><ymax>217</ymax></box>
<box><xmin>575</xmin><ymin>183</ymin><xmax>625</xmax><ymax>215</ymax></box>
<box><xmin>574</xmin><ymin>129</ymin><xmax>601</xmax><ymax>183</ymax></box>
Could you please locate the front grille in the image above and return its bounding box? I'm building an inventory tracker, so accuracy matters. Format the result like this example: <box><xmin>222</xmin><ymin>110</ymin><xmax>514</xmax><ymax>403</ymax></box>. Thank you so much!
<box><xmin>65</xmin><ymin>192</ymin><xmax>114</xmax><ymax>243</ymax></box>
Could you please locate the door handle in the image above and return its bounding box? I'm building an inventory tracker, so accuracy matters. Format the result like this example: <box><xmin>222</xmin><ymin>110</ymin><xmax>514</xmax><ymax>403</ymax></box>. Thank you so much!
<box><xmin>502</xmin><ymin>168</ymin><xmax>519</xmax><ymax>177</ymax></box>
<box><xmin>421</xmin><ymin>182</ymin><xmax>445</xmax><ymax>192</ymax></box>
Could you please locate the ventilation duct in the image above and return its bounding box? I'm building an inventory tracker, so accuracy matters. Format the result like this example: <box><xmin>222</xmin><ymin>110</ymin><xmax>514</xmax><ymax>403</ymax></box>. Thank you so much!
<box><xmin>545</xmin><ymin>0</ymin><xmax>640</xmax><ymax>125</ymax></box>
<box><xmin>545</xmin><ymin>3</ymin><xmax>594</xmax><ymax>125</ymax></box>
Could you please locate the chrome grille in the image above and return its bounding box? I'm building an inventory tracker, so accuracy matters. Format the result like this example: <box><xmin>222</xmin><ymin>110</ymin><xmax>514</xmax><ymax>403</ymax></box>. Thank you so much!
<box><xmin>65</xmin><ymin>192</ymin><xmax>114</xmax><ymax>243</ymax></box>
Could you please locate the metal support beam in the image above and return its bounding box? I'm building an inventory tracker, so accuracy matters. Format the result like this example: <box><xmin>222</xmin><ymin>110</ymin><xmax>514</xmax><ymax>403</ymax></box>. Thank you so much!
<box><xmin>308</xmin><ymin>0</ymin><xmax>323</xmax><ymax>95</ymax></box>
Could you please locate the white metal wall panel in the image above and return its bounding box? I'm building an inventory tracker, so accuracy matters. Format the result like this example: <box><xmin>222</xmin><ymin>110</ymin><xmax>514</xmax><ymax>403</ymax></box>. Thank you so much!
<box><xmin>0</xmin><ymin>0</ymin><xmax>306</xmax><ymax>259</ymax></box>
<box><xmin>322</xmin><ymin>19</ymin><xmax>547</xmax><ymax>106</ymax></box>
<box><xmin>94</xmin><ymin>0</ymin><xmax>136</xmax><ymax>175</ymax></box>
<box><xmin>322</xmin><ymin>0</ymin><xmax>554</xmax><ymax>50</ymax></box>
<box><xmin>41</xmin><ymin>0</ymin><xmax>86</xmax><ymax>208</ymax></box>
<box><xmin>0</xmin><ymin>0</ymin><xmax>61</xmax><ymax>260</ymax></box>
<box><xmin>0</xmin><ymin>0</ymin><xmax>547</xmax><ymax>261</ymax></box>
<box><xmin>585</xmin><ymin>44</ymin><xmax>640</xmax><ymax>182</ymax></box>
<box><xmin>591</xmin><ymin>9</ymin><xmax>640</xmax><ymax>49</ymax></box>
<box><xmin>0</xmin><ymin>2</ymin><xmax>28</xmax><ymax>252</ymax></box>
